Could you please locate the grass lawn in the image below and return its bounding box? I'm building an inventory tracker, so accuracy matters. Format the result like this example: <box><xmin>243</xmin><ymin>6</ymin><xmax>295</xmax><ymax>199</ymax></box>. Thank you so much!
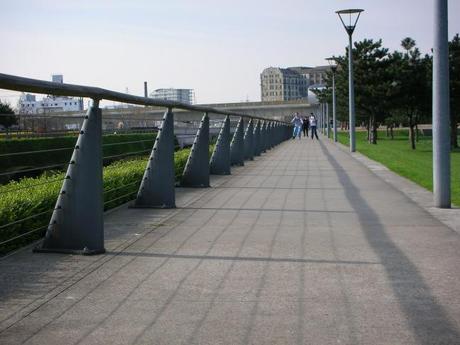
<box><xmin>335</xmin><ymin>129</ymin><xmax>460</xmax><ymax>207</ymax></box>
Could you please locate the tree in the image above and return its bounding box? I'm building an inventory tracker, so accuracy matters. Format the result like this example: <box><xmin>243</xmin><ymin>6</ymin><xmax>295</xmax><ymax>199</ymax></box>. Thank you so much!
<box><xmin>318</xmin><ymin>39</ymin><xmax>396</xmax><ymax>144</ymax></box>
<box><xmin>0</xmin><ymin>101</ymin><xmax>17</xmax><ymax>133</ymax></box>
<box><xmin>450</xmin><ymin>33</ymin><xmax>460</xmax><ymax>149</ymax></box>
<box><xmin>389</xmin><ymin>39</ymin><xmax>431</xmax><ymax>149</ymax></box>
<box><xmin>401</xmin><ymin>37</ymin><xmax>416</xmax><ymax>53</ymax></box>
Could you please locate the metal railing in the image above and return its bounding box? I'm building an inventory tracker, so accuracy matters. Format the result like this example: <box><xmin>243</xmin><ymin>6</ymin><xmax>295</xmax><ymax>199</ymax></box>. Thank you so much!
<box><xmin>0</xmin><ymin>73</ymin><xmax>292</xmax><ymax>256</ymax></box>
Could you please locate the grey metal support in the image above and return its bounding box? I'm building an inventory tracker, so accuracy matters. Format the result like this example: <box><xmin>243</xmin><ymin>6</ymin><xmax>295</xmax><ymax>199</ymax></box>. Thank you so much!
<box><xmin>332</xmin><ymin>72</ymin><xmax>337</xmax><ymax>142</ymax></box>
<box><xmin>272</xmin><ymin>123</ymin><xmax>277</xmax><ymax>146</ymax></box>
<box><xmin>230</xmin><ymin>117</ymin><xmax>245</xmax><ymax>166</ymax></box>
<box><xmin>254</xmin><ymin>120</ymin><xmax>261</xmax><ymax>156</ymax></box>
<box><xmin>34</xmin><ymin>103</ymin><xmax>105</xmax><ymax>255</ymax></box>
<box><xmin>324</xmin><ymin>103</ymin><xmax>327</xmax><ymax>135</ymax></box>
<box><xmin>244</xmin><ymin>119</ymin><xmax>254</xmax><ymax>160</ymax></box>
<box><xmin>277</xmin><ymin>123</ymin><xmax>282</xmax><ymax>144</ymax></box>
<box><xmin>268</xmin><ymin>122</ymin><xmax>274</xmax><ymax>148</ymax></box>
<box><xmin>433</xmin><ymin>0</ymin><xmax>451</xmax><ymax>208</ymax></box>
<box><xmin>320</xmin><ymin>104</ymin><xmax>323</xmax><ymax>134</ymax></box>
<box><xmin>181</xmin><ymin>113</ymin><xmax>210</xmax><ymax>187</ymax></box>
<box><xmin>326</xmin><ymin>103</ymin><xmax>330</xmax><ymax>138</ymax></box>
<box><xmin>210</xmin><ymin>115</ymin><xmax>231</xmax><ymax>175</ymax></box>
<box><xmin>261</xmin><ymin>121</ymin><xmax>267</xmax><ymax>153</ymax></box>
<box><xmin>134</xmin><ymin>108</ymin><xmax>175</xmax><ymax>208</ymax></box>
<box><xmin>266</xmin><ymin>122</ymin><xmax>272</xmax><ymax>149</ymax></box>
<box><xmin>348</xmin><ymin>33</ymin><xmax>356</xmax><ymax>152</ymax></box>
<box><xmin>265</xmin><ymin>122</ymin><xmax>271</xmax><ymax>150</ymax></box>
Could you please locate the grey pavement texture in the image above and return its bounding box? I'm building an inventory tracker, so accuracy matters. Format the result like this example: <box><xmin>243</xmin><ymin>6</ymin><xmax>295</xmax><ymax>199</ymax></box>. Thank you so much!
<box><xmin>1</xmin><ymin>136</ymin><xmax>460</xmax><ymax>345</ymax></box>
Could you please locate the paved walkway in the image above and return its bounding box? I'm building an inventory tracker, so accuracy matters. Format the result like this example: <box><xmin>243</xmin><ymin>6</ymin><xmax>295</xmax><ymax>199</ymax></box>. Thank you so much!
<box><xmin>1</xmin><ymin>137</ymin><xmax>460</xmax><ymax>345</ymax></box>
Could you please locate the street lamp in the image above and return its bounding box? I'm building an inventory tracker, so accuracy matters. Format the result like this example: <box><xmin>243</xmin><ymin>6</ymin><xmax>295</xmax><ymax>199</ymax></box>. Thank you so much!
<box><xmin>336</xmin><ymin>8</ymin><xmax>363</xmax><ymax>152</ymax></box>
<box><xmin>326</xmin><ymin>57</ymin><xmax>337</xmax><ymax>142</ymax></box>
<box><xmin>433</xmin><ymin>0</ymin><xmax>450</xmax><ymax>208</ymax></box>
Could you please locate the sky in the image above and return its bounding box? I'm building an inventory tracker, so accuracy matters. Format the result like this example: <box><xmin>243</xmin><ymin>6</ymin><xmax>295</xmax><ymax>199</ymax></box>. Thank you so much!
<box><xmin>1</xmin><ymin>0</ymin><xmax>459</xmax><ymax>107</ymax></box>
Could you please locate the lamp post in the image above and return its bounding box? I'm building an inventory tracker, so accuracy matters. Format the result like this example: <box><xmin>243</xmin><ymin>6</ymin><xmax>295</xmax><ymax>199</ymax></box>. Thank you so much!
<box><xmin>326</xmin><ymin>58</ymin><xmax>337</xmax><ymax>142</ymax></box>
<box><xmin>433</xmin><ymin>0</ymin><xmax>450</xmax><ymax>208</ymax></box>
<box><xmin>336</xmin><ymin>8</ymin><xmax>363</xmax><ymax>152</ymax></box>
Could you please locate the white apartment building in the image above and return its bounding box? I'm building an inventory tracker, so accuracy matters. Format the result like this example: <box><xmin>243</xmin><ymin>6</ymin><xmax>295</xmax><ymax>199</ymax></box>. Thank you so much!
<box><xmin>17</xmin><ymin>75</ymin><xmax>84</xmax><ymax>114</ymax></box>
<box><xmin>150</xmin><ymin>88</ymin><xmax>195</xmax><ymax>105</ymax></box>
<box><xmin>260</xmin><ymin>66</ymin><xmax>330</xmax><ymax>102</ymax></box>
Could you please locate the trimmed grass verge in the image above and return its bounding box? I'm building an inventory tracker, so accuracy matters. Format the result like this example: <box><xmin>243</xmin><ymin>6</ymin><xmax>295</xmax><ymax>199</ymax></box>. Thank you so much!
<box><xmin>0</xmin><ymin>133</ymin><xmax>159</xmax><ymax>184</ymax></box>
<box><xmin>335</xmin><ymin>130</ymin><xmax>459</xmax><ymax>206</ymax></box>
<box><xmin>0</xmin><ymin>145</ymin><xmax>214</xmax><ymax>256</ymax></box>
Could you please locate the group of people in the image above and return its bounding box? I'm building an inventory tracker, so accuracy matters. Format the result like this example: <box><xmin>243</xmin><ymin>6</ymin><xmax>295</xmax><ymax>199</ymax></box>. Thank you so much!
<box><xmin>291</xmin><ymin>112</ymin><xmax>319</xmax><ymax>140</ymax></box>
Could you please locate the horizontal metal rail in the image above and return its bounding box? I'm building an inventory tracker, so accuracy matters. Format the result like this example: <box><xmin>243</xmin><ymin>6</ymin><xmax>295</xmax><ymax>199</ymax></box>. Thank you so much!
<box><xmin>0</xmin><ymin>225</ymin><xmax>48</xmax><ymax>247</ymax></box>
<box><xmin>0</xmin><ymin>73</ymin><xmax>287</xmax><ymax>123</ymax></box>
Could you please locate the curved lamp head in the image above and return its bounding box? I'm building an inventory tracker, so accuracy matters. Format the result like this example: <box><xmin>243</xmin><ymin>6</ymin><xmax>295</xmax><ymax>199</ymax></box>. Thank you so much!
<box><xmin>325</xmin><ymin>57</ymin><xmax>337</xmax><ymax>73</ymax></box>
<box><xmin>336</xmin><ymin>9</ymin><xmax>364</xmax><ymax>35</ymax></box>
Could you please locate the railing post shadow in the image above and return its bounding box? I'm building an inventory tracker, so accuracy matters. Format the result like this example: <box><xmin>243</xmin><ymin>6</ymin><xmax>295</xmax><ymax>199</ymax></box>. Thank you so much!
<box><xmin>230</xmin><ymin>117</ymin><xmax>245</xmax><ymax>166</ymax></box>
<box><xmin>181</xmin><ymin>112</ymin><xmax>210</xmax><ymax>187</ymax></box>
<box><xmin>244</xmin><ymin>119</ymin><xmax>254</xmax><ymax>161</ymax></box>
<box><xmin>134</xmin><ymin>108</ymin><xmax>175</xmax><ymax>208</ymax></box>
<box><xmin>34</xmin><ymin>101</ymin><xmax>105</xmax><ymax>255</ymax></box>
<box><xmin>210</xmin><ymin>115</ymin><xmax>231</xmax><ymax>175</ymax></box>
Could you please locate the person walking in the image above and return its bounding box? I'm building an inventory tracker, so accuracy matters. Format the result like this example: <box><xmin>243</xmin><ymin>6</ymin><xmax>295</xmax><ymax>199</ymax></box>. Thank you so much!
<box><xmin>309</xmin><ymin>113</ymin><xmax>319</xmax><ymax>140</ymax></box>
<box><xmin>302</xmin><ymin>116</ymin><xmax>309</xmax><ymax>137</ymax></box>
<box><xmin>291</xmin><ymin>112</ymin><xmax>303</xmax><ymax>139</ymax></box>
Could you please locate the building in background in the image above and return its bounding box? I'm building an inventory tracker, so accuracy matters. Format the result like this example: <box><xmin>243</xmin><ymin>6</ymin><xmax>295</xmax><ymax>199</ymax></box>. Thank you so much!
<box><xmin>260</xmin><ymin>66</ymin><xmax>330</xmax><ymax>102</ymax></box>
<box><xmin>51</xmin><ymin>74</ymin><xmax>63</xmax><ymax>84</ymax></box>
<box><xmin>150</xmin><ymin>88</ymin><xmax>195</xmax><ymax>105</ymax></box>
<box><xmin>17</xmin><ymin>75</ymin><xmax>83</xmax><ymax>114</ymax></box>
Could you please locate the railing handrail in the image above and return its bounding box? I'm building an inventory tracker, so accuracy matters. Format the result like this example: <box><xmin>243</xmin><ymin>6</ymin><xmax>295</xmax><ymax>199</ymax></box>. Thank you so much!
<box><xmin>0</xmin><ymin>73</ymin><xmax>287</xmax><ymax>123</ymax></box>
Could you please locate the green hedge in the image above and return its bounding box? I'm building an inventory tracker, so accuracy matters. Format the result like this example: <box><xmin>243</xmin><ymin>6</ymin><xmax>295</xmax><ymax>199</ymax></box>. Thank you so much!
<box><xmin>0</xmin><ymin>133</ymin><xmax>158</xmax><ymax>184</ymax></box>
<box><xmin>0</xmin><ymin>145</ymin><xmax>215</xmax><ymax>256</ymax></box>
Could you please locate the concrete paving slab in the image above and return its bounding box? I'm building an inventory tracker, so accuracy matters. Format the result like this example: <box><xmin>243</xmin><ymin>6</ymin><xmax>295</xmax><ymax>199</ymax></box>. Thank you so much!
<box><xmin>1</xmin><ymin>136</ymin><xmax>460</xmax><ymax>345</ymax></box>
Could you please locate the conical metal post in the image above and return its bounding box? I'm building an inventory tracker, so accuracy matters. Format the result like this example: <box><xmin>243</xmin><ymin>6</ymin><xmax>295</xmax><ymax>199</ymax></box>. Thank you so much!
<box><xmin>210</xmin><ymin>115</ymin><xmax>231</xmax><ymax>175</ymax></box>
<box><xmin>134</xmin><ymin>108</ymin><xmax>175</xmax><ymax>208</ymax></box>
<box><xmin>268</xmin><ymin>122</ymin><xmax>274</xmax><ymax>149</ymax></box>
<box><xmin>230</xmin><ymin>117</ymin><xmax>245</xmax><ymax>166</ymax></box>
<box><xmin>181</xmin><ymin>113</ymin><xmax>210</xmax><ymax>187</ymax></box>
<box><xmin>244</xmin><ymin>119</ymin><xmax>254</xmax><ymax>161</ymax></box>
<box><xmin>34</xmin><ymin>102</ymin><xmax>104</xmax><ymax>255</ymax></box>
<box><xmin>260</xmin><ymin>121</ymin><xmax>267</xmax><ymax>153</ymax></box>
<box><xmin>254</xmin><ymin>120</ymin><xmax>261</xmax><ymax>156</ymax></box>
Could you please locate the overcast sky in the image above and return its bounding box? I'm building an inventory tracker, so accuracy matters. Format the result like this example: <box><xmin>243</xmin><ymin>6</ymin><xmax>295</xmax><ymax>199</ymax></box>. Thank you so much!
<box><xmin>1</xmin><ymin>0</ymin><xmax>459</xmax><ymax>106</ymax></box>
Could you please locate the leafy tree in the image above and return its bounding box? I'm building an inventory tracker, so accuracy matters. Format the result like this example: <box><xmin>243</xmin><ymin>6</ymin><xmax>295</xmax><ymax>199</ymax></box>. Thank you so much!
<box><xmin>332</xmin><ymin>39</ymin><xmax>394</xmax><ymax>144</ymax></box>
<box><xmin>389</xmin><ymin>39</ymin><xmax>431</xmax><ymax>149</ymax></box>
<box><xmin>0</xmin><ymin>101</ymin><xmax>17</xmax><ymax>132</ymax></box>
<box><xmin>401</xmin><ymin>37</ymin><xmax>416</xmax><ymax>53</ymax></box>
<box><xmin>450</xmin><ymin>33</ymin><xmax>460</xmax><ymax>149</ymax></box>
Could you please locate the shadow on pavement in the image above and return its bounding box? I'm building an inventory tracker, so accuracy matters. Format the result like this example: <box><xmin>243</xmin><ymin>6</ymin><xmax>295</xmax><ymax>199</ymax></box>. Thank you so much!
<box><xmin>318</xmin><ymin>140</ymin><xmax>460</xmax><ymax>344</ymax></box>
